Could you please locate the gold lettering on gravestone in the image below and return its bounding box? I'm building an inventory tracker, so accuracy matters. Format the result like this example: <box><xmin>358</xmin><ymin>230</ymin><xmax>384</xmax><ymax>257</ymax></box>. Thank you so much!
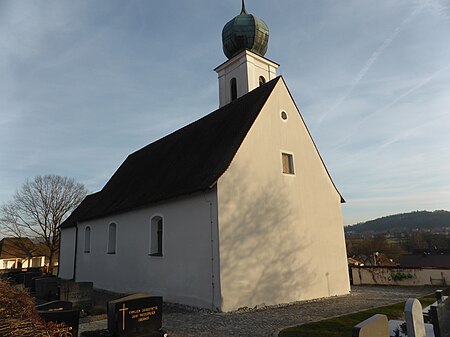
<box><xmin>48</xmin><ymin>307</ymin><xmax>64</xmax><ymax>312</ymax></box>
<box><xmin>126</xmin><ymin>306</ymin><xmax>159</xmax><ymax>323</ymax></box>
<box><xmin>119</xmin><ymin>303</ymin><xmax>129</xmax><ymax>331</ymax></box>
<box><xmin>54</xmin><ymin>322</ymin><xmax>73</xmax><ymax>337</ymax></box>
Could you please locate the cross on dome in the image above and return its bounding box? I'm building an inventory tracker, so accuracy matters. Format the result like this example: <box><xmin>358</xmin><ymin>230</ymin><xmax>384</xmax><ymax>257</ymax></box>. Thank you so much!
<box><xmin>241</xmin><ymin>0</ymin><xmax>247</xmax><ymax>15</ymax></box>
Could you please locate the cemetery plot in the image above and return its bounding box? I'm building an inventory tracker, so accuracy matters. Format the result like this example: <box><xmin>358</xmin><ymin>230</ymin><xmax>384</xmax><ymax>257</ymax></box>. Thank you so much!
<box><xmin>34</xmin><ymin>276</ymin><xmax>59</xmax><ymax>301</ymax></box>
<box><xmin>38</xmin><ymin>309</ymin><xmax>80</xmax><ymax>337</ymax></box>
<box><xmin>59</xmin><ymin>280</ymin><xmax>93</xmax><ymax>310</ymax></box>
<box><xmin>36</xmin><ymin>300</ymin><xmax>73</xmax><ymax>312</ymax></box>
<box><xmin>405</xmin><ymin>298</ymin><xmax>427</xmax><ymax>337</ymax></box>
<box><xmin>429</xmin><ymin>295</ymin><xmax>450</xmax><ymax>337</ymax></box>
<box><xmin>352</xmin><ymin>314</ymin><xmax>390</xmax><ymax>337</ymax></box>
<box><xmin>108</xmin><ymin>293</ymin><xmax>165</xmax><ymax>337</ymax></box>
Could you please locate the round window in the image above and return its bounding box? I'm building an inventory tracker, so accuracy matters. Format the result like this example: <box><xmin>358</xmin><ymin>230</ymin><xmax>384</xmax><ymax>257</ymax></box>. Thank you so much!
<box><xmin>281</xmin><ymin>111</ymin><xmax>288</xmax><ymax>120</ymax></box>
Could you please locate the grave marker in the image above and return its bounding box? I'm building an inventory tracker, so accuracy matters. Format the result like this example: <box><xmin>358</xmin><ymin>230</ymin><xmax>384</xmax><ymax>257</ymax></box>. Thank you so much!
<box><xmin>35</xmin><ymin>276</ymin><xmax>59</xmax><ymax>301</ymax></box>
<box><xmin>430</xmin><ymin>295</ymin><xmax>450</xmax><ymax>337</ymax></box>
<box><xmin>405</xmin><ymin>298</ymin><xmax>426</xmax><ymax>337</ymax></box>
<box><xmin>5</xmin><ymin>269</ymin><xmax>22</xmax><ymax>284</ymax></box>
<box><xmin>38</xmin><ymin>309</ymin><xmax>80</xmax><ymax>337</ymax></box>
<box><xmin>23</xmin><ymin>271</ymin><xmax>43</xmax><ymax>289</ymax></box>
<box><xmin>59</xmin><ymin>281</ymin><xmax>93</xmax><ymax>309</ymax></box>
<box><xmin>107</xmin><ymin>293</ymin><xmax>165</xmax><ymax>337</ymax></box>
<box><xmin>36</xmin><ymin>300</ymin><xmax>73</xmax><ymax>312</ymax></box>
<box><xmin>436</xmin><ymin>290</ymin><xmax>443</xmax><ymax>303</ymax></box>
<box><xmin>352</xmin><ymin>314</ymin><xmax>390</xmax><ymax>337</ymax></box>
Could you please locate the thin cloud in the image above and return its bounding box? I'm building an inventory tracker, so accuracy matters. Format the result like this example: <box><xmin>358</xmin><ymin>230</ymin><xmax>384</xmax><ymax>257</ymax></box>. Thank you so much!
<box><xmin>317</xmin><ymin>1</ymin><xmax>428</xmax><ymax>126</ymax></box>
<box><xmin>333</xmin><ymin>63</ymin><xmax>450</xmax><ymax>150</ymax></box>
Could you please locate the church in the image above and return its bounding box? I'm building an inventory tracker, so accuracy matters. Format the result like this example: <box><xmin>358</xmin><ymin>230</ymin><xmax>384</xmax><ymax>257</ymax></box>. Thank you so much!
<box><xmin>59</xmin><ymin>1</ymin><xmax>350</xmax><ymax>312</ymax></box>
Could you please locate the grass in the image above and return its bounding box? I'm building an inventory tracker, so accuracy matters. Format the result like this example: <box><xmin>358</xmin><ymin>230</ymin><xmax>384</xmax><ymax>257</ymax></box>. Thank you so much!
<box><xmin>279</xmin><ymin>288</ymin><xmax>448</xmax><ymax>337</ymax></box>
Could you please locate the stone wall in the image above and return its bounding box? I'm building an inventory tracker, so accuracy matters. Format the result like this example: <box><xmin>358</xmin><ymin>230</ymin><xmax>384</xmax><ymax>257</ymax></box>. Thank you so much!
<box><xmin>351</xmin><ymin>266</ymin><xmax>450</xmax><ymax>286</ymax></box>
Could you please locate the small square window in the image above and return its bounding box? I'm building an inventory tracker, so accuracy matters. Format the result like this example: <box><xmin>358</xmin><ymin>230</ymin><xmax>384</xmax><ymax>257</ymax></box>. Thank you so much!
<box><xmin>282</xmin><ymin>153</ymin><xmax>295</xmax><ymax>174</ymax></box>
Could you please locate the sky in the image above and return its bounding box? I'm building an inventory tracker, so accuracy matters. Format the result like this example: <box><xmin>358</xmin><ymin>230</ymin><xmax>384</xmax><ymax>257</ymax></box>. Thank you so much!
<box><xmin>1</xmin><ymin>0</ymin><xmax>449</xmax><ymax>226</ymax></box>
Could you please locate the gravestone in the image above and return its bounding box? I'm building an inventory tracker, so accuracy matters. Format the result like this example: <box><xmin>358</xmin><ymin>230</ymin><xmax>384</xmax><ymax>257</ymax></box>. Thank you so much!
<box><xmin>59</xmin><ymin>281</ymin><xmax>93</xmax><ymax>309</ymax></box>
<box><xmin>435</xmin><ymin>290</ymin><xmax>443</xmax><ymax>303</ymax></box>
<box><xmin>38</xmin><ymin>309</ymin><xmax>80</xmax><ymax>337</ymax></box>
<box><xmin>37</xmin><ymin>300</ymin><xmax>73</xmax><ymax>312</ymax></box>
<box><xmin>35</xmin><ymin>276</ymin><xmax>59</xmax><ymax>301</ymax></box>
<box><xmin>17</xmin><ymin>272</ymin><xmax>27</xmax><ymax>284</ymax></box>
<box><xmin>31</xmin><ymin>274</ymin><xmax>54</xmax><ymax>293</ymax></box>
<box><xmin>352</xmin><ymin>314</ymin><xmax>390</xmax><ymax>337</ymax></box>
<box><xmin>405</xmin><ymin>298</ymin><xmax>426</xmax><ymax>337</ymax></box>
<box><xmin>107</xmin><ymin>293</ymin><xmax>164</xmax><ymax>337</ymax></box>
<box><xmin>23</xmin><ymin>271</ymin><xmax>43</xmax><ymax>289</ymax></box>
<box><xmin>430</xmin><ymin>295</ymin><xmax>450</xmax><ymax>337</ymax></box>
<box><xmin>5</xmin><ymin>269</ymin><xmax>22</xmax><ymax>284</ymax></box>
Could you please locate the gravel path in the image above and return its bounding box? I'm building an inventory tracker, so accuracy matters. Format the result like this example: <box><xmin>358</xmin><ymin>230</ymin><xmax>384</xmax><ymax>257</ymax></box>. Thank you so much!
<box><xmin>79</xmin><ymin>286</ymin><xmax>435</xmax><ymax>337</ymax></box>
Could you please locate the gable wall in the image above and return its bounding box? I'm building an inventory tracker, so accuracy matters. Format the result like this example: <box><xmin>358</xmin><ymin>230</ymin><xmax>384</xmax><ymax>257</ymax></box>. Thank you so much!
<box><xmin>62</xmin><ymin>189</ymin><xmax>221</xmax><ymax>310</ymax></box>
<box><xmin>59</xmin><ymin>227</ymin><xmax>76</xmax><ymax>279</ymax></box>
<box><xmin>217</xmin><ymin>80</ymin><xmax>350</xmax><ymax>311</ymax></box>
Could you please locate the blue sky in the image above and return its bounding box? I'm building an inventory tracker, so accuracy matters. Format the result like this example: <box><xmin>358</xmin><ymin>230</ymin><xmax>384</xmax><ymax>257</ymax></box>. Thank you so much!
<box><xmin>1</xmin><ymin>0</ymin><xmax>449</xmax><ymax>225</ymax></box>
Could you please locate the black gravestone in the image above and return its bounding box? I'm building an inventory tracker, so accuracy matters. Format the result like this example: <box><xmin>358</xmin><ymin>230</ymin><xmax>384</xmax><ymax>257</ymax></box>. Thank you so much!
<box><xmin>37</xmin><ymin>300</ymin><xmax>73</xmax><ymax>312</ymax></box>
<box><xmin>107</xmin><ymin>293</ymin><xmax>164</xmax><ymax>337</ymax></box>
<box><xmin>35</xmin><ymin>276</ymin><xmax>59</xmax><ymax>301</ymax></box>
<box><xmin>430</xmin><ymin>296</ymin><xmax>450</xmax><ymax>337</ymax></box>
<box><xmin>17</xmin><ymin>272</ymin><xmax>27</xmax><ymax>284</ymax></box>
<box><xmin>4</xmin><ymin>269</ymin><xmax>22</xmax><ymax>284</ymax></box>
<box><xmin>23</xmin><ymin>271</ymin><xmax>42</xmax><ymax>289</ymax></box>
<box><xmin>30</xmin><ymin>273</ymin><xmax>50</xmax><ymax>293</ymax></box>
<box><xmin>38</xmin><ymin>309</ymin><xmax>80</xmax><ymax>337</ymax></box>
<box><xmin>59</xmin><ymin>281</ymin><xmax>93</xmax><ymax>310</ymax></box>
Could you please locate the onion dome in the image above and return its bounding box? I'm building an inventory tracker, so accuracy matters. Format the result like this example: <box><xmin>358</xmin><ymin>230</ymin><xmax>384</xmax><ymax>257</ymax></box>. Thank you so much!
<box><xmin>222</xmin><ymin>0</ymin><xmax>269</xmax><ymax>59</ymax></box>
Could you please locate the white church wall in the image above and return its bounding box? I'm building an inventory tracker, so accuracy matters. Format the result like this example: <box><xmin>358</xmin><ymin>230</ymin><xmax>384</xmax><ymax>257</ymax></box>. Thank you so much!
<box><xmin>59</xmin><ymin>226</ymin><xmax>77</xmax><ymax>279</ymax></box>
<box><xmin>217</xmin><ymin>79</ymin><xmax>350</xmax><ymax>311</ymax></box>
<box><xmin>74</xmin><ymin>189</ymin><xmax>221</xmax><ymax>310</ymax></box>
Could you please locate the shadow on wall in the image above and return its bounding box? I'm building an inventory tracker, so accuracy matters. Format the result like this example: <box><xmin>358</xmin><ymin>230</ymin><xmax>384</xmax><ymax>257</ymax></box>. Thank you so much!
<box><xmin>219</xmin><ymin>162</ymin><xmax>315</xmax><ymax>309</ymax></box>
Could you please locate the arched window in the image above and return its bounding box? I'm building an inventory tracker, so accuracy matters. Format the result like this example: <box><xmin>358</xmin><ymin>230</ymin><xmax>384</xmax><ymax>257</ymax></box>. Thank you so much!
<box><xmin>150</xmin><ymin>216</ymin><xmax>163</xmax><ymax>256</ymax></box>
<box><xmin>107</xmin><ymin>223</ymin><xmax>116</xmax><ymax>254</ymax></box>
<box><xmin>84</xmin><ymin>226</ymin><xmax>91</xmax><ymax>253</ymax></box>
<box><xmin>230</xmin><ymin>78</ymin><xmax>237</xmax><ymax>101</ymax></box>
<box><xmin>259</xmin><ymin>76</ymin><xmax>266</xmax><ymax>86</ymax></box>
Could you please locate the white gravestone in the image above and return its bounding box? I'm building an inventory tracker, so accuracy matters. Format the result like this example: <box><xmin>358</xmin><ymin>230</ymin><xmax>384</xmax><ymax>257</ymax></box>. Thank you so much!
<box><xmin>352</xmin><ymin>314</ymin><xmax>390</xmax><ymax>337</ymax></box>
<box><xmin>405</xmin><ymin>298</ymin><xmax>426</xmax><ymax>337</ymax></box>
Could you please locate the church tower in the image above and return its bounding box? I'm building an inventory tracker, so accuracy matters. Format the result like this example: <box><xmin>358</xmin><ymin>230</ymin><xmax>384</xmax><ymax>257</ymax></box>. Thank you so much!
<box><xmin>214</xmin><ymin>0</ymin><xmax>279</xmax><ymax>107</ymax></box>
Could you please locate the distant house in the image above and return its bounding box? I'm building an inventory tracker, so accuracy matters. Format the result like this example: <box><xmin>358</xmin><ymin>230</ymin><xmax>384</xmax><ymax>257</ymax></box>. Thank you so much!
<box><xmin>351</xmin><ymin>253</ymin><xmax>396</xmax><ymax>267</ymax></box>
<box><xmin>400</xmin><ymin>250</ymin><xmax>450</xmax><ymax>269</ymax></box>
<box><xmin>375</xmin><ymin>253</ymin><xmax>396</xmax><ymax>267</ymax></box>
<box><xmin>0</xmin><ymin>237</ymin><xmax>48</xmax><ymax>270</ymax></box>
<box><xmin>348</xmin><ymin>257</ymin><xmax>364</xmax><ymax>266</ymax></box>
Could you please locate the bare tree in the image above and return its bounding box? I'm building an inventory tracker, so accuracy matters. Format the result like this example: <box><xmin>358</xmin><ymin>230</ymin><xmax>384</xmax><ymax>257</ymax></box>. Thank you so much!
<box><xmin>0</xmin><ymin>175</ymin><xmax>88</xmax><ymax>270</ymax></box>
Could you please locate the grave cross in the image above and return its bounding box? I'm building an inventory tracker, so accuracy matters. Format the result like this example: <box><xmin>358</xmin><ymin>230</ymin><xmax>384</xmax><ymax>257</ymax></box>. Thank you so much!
<box><xmin>119</xmin><ymin>303</ymin><xmax>129</xmax><ymax>331</ymax></box>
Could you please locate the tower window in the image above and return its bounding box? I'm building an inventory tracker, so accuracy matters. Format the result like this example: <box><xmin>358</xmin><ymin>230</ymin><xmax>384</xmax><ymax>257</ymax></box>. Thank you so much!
<box><xmin>282</xmin><ymin>153</ymin><xmax>295</xmax><ymax>175</ymax></box>
<box><xmin>230</xmin><ymin>78</ymin><xmax>237</xmax><ymax>101</ymax></box>
<box><xmin>259</xmin><ymin>76</ymin><xmax>266</xmax><ymax>86</ymax></box>
<box><xmin>84</xmin><ymin>226</ymin><xmax>91</xmax><ymax>253</ymax></box>
<box><xmin>107</xmin><ymin>223</ymin><xmax>117</xmax><ymax>254</ymax></box>
<box><xmin>150</xmin><ymin>216</ymin><xmax>163</xmax><ymax>256</ymax></box>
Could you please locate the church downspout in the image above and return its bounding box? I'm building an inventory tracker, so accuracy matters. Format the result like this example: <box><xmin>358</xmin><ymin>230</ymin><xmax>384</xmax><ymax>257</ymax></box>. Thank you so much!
<box><xmin>73</xmin><ymin>225</ymin><xmax>78</xmax><ymax>281</ymax></box>
<box><xmin>209</xmin><ymin>201</ymin><xmax>216</xmax><ymax>311</ymax></box>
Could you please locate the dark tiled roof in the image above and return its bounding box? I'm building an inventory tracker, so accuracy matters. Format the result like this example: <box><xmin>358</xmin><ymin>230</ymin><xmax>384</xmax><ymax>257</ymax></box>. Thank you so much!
<box><xmin>60</xmin><ymin>77</ymin><xmax>280</xmax><ymax>228</ymax></box>
<box><xmin>400</xmin><ymin>253</ymin><xmax>450</xmax><ymax>269</ymax></box>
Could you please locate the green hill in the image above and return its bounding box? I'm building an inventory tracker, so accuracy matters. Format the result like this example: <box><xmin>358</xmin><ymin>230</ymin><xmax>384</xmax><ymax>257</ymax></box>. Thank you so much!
<box><xmin>346</xmin><ymin>210</ymin><xmax>450</xmax><ymax>233</ymax></box>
